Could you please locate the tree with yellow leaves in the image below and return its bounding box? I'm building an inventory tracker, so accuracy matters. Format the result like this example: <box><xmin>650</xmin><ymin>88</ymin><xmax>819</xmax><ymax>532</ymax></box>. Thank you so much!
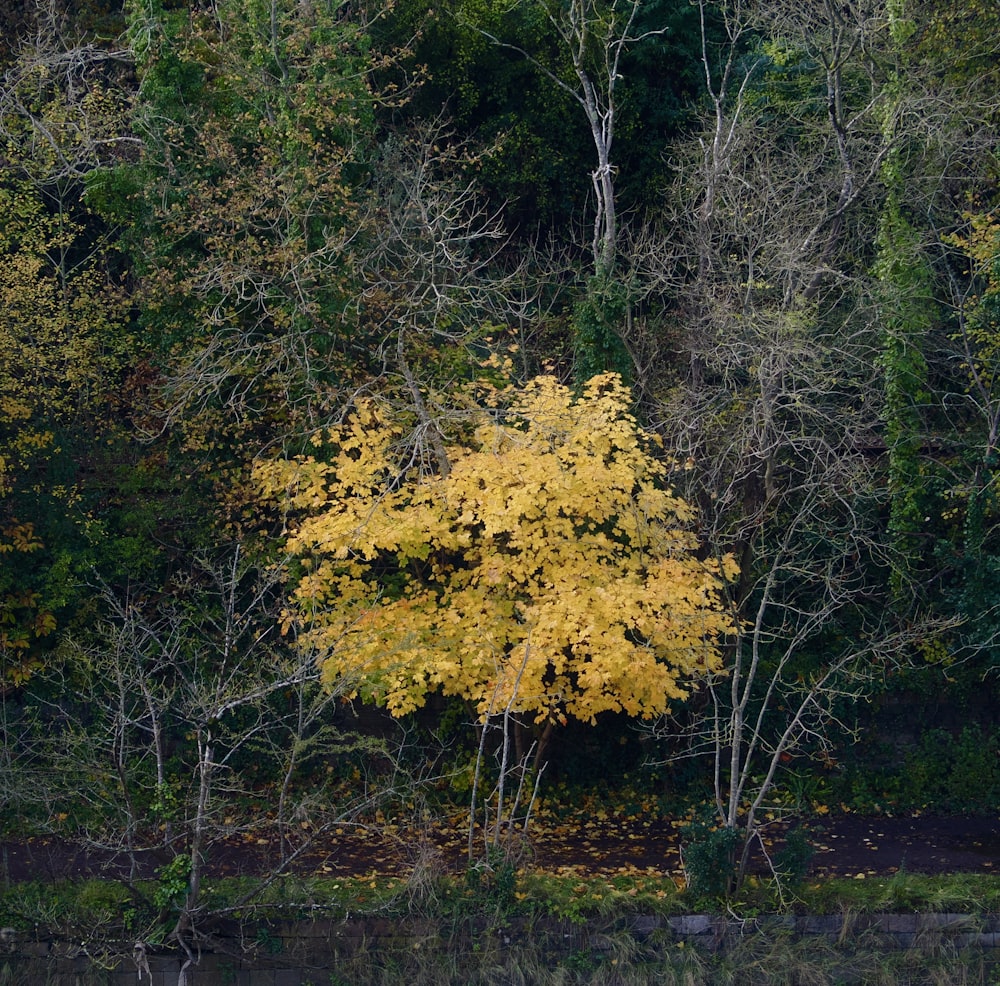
<box><xmin>258</xmin><ymin>373</ymin><xmax>736</xmax><ymax>738</ymax></box>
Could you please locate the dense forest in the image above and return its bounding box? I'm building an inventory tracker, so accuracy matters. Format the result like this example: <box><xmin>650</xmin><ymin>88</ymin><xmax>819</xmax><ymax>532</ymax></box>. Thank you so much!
<box><xmin>1</xmin><ymin>0</ymin><xmax>999</xmax><ymax>957</ymax></box>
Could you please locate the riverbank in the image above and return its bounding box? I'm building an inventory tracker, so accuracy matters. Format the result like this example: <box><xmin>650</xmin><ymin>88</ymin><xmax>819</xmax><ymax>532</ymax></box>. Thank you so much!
<box><xmin>4</xmin><ymin>908</ymin><xmax>1000</xmax><ymax>986</ymax></box>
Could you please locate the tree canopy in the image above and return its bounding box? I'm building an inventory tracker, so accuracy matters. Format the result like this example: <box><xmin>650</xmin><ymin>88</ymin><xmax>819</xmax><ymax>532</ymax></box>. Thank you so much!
<box><xmin>4</xmin><ymin>0</ymin><xmax>1000</xmax><ymax>944</ymax></box>
<box><xmin>258</xmin><ymin>373</ymin><xmax>736</xmax><ymax>723</ymax></box>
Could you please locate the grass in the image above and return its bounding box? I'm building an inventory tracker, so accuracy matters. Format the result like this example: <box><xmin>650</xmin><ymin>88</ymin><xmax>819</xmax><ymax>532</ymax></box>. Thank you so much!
<box><xmin>326</xmin><ymin>921</ymin><xmax>998</xmax><ymax>986</ymax></box>
<box><xmin>2</xmin><ymin>868</ymin><xmax>999</xmax><ymax>935</ymax></box>
<box><xmin>2</xmin><ymin>940</ymin><xmax>992</xmax><ymax>986</ymax></box>
<box><xmin>2</xmin><ymin>871</ymin><xmax>999</xmax><ymax>985</ymax></box>
<box><xmin>786</xmin><ymin>870</ymin><xmax>1000</xmax><ymax>917</ymax></box>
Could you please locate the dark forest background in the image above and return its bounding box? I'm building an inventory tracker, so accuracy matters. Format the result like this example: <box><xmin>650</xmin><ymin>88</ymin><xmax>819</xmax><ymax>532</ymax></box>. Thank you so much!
<box><xmin>2</xmin><ymin>0</ymin><xmax>999</xmax><ymax>933</ymax></box>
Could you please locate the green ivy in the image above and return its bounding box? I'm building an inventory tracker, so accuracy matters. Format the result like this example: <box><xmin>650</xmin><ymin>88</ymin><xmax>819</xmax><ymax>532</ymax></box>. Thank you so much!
<box><xmin>572</xmin><ymin>276</ymin><xmax>633</xmax><ymax>385</ymax></box>
<box><xmin>875</xmin><ymin>148</ymin><xmax>935</xmax><ymax>601</ymax></box>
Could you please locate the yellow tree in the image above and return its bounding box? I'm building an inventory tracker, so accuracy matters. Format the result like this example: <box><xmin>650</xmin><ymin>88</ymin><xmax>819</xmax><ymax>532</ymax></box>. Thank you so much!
<box><xmin>258</xmin><ymin>373</ymin><xmax>735</xmax><ymax>740</ymax></box>
<box><xmin>0</xmin><ymin>22</ymin><xmax>133</xmax><ymax>685</ymax></box>
<box><xmin>0</xmin><ymin>180</ymin><xmax>128</xmax><ymax>685</ymax></box>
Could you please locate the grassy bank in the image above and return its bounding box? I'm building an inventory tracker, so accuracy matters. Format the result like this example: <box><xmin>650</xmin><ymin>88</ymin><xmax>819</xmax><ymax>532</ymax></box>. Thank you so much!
<box><xmin>2</xmin><ymin>868</ymin><xmax>999</xmax><ymax>940</ymax></box>
<box><xmin>307</xmin><ymin>927</ymin><xmax>998</xmax><ymax>986</ymax></box>
<box><xmin>0</xmin><ymin>872</ymin><xmax>1000</xmax><ymax>940</ymax></box>
<box><xmin>2</xmin><ymin>897</ymin><xmax>999</xmax><ymax>986</ymax></box>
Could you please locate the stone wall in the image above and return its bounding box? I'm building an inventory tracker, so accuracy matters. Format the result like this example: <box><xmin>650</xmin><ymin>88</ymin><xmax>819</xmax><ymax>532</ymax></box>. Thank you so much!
<box><xmin>2</xmin><ymin>912</ymin><xmax>999</xmax><ymax>986</ymax></box>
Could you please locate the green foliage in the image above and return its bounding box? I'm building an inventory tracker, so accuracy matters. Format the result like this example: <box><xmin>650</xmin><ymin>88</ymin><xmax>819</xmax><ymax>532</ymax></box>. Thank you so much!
<box><xmin>938</xmin><ymin>207</ymin><xmax>1000</xmax><ymax>671</ymax></box>
<box><xmin>873</xmin><ymin>0</ymin><xmax>1000</xmax><ymax>621</ymax></box>
<box><xmin>905</xmin><ymin>726</ymin><xmax>1000</xmax><ymax>811</ymax></box>
<box><xmin>773</xmin><ymin>827</ymin><xmax>814</xmax><ymax>886</ymax></box>
<box><xmin>149</xmin><ymin>781</ymin><xmax>181</xmax><ymax>824</ymax></box>
<box><xmin>4</xmin><ymin>0</ymin><xmax>1000</xmax><ymax>921</ymax></box>
<box><xmin>947</xmin><ymin>477</ymin><xmax>1000</xmax><ymax>673</ymax></box>
<box><xmin>875</xmin><ymin>169</ymin><xmax>935</xmax><ymax>601</ymax></box>
<box><xmin>0</xmin><ymin>54</ymin><xmax>135</xmax><ymax>676</ymax></box>
<box><xmin>680</xmin><ymin>815</ymin><xmax>741</xmax><ymax>898</ymax></box>
<box><xmin>836</xmin><ymin>725</ymin><xmax>1000</xmax><ymax>814</ymax></box>
<box><xmin>119</xmin><ymin>0</ymin><xmax>376</xmax><ymax>442</ymax></box>
<box><xmin>612</xmin><ymin>0</ymin><xmax>704</xmax><ymax>211</ymax></box>
<box><xmin>572</xmin><ymin>276</ymin><xmax>633</xmax><ymax>384</ymax></box>
<box><xmin>153</xmin><ymin>853</ymin><xmax>192</xmax><ymax>911</ymax></box>
<box><xmin>465</xmin><ymin>843</ymin><xmax>519</xmax><ymax>913</ymax></box>
<box><xmin>0</xmin><ymin>879</ymin><xmax>133</xmax><ymax>935</ymax></box>
<box><xmin>372</xmin><ymin>0</ymin><xmax>702</xmax><ymax>240</ymax></box>
<box><xmin>371</xmin><ymin>0</ymin><xmax>590</xmax><ymax>237</ymax></box>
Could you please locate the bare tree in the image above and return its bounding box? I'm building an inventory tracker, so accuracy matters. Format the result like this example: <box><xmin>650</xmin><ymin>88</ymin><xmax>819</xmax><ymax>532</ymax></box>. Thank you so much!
<box><xmin>3</xmin><ymin>544</ymin><xmax>402</xmax><ymax>984</ymax></box>
<box><xmin>354</xmin><ymin>119</ymin><xmax>524</xmax><ymax>473</ymax></box>
<box><xmin>472</xmin><ymin>0</ymin><xmax>667</xmax><ymax>277</ymax></box>
<box><xmin>124</xmin><ymin>0</ymin><xmax>378</xmax><ymax>445</ymax></box>
<box><xmin>640</xmin><ymin>0</ymin><xmax>957</xmax><ymax>892</ymax></box>
<box><xmin>465</xmin><ymin>644</ymin><xmax>544</xmax><ymax>897</ymax></box>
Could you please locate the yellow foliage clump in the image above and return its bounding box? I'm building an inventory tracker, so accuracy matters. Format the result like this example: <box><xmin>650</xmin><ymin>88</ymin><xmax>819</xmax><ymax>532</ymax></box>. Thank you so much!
<box><xmin>257</xmin><ymin>374</ymin><xmax>737</xmax><ymax>724</ymax></box>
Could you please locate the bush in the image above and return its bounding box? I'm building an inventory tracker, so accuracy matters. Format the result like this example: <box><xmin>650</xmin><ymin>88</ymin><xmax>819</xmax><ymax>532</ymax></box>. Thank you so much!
<box><xmin>834</xmin><ymin>724</ymin><xmax>1000</xmax><ymax>813</ymax></box>
<box><xmin>774</xmin><ymin>827</ymin><xmax>814</xmax><ymax>886</ymax></box>
<box><xmin>682</xmin><ymin>823</ymin><xmax>741</xmax><ymax>897</ymax></box>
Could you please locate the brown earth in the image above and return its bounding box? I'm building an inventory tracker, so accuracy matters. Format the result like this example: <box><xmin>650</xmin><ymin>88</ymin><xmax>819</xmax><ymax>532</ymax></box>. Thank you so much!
<box><xmin>2</xmin><ymin>811</ymin><xmax>997</xmax><ymax>885</ymax></box>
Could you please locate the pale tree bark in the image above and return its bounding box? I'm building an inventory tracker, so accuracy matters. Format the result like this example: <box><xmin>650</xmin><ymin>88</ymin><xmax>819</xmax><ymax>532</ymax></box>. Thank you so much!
<box><xmin>474</xmin><ymin>0</ymin><xmax>666</xmax><ymax>277</ymax></box>
<box><xmin>0</xmin><ymin>0</ymin><xmax>136</xmax><ymax>183</ymax></box>
<box><xmin>467</xmin><ymin>643</ymin><xmax>545</xmax><ymax>881</ymax></box>
<box><xmin>126</xmin><ymin>0</ymin><xmax>375</xmax><ymax>444</ymax></box>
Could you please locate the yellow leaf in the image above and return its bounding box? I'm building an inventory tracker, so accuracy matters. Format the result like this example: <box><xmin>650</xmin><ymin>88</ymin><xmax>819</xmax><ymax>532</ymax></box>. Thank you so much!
<box><xmin>266</xmin><ymin>374</ymin><xmax>736</xmax><ymax>726</ymax></box>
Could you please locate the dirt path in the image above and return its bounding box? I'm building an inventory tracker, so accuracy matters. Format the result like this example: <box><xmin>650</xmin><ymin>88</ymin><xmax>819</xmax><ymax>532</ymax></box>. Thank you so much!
<box><xmin>3</xmin><ymin>812</ymin><xmax>997</xmax><ymax>883</ymax></box>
